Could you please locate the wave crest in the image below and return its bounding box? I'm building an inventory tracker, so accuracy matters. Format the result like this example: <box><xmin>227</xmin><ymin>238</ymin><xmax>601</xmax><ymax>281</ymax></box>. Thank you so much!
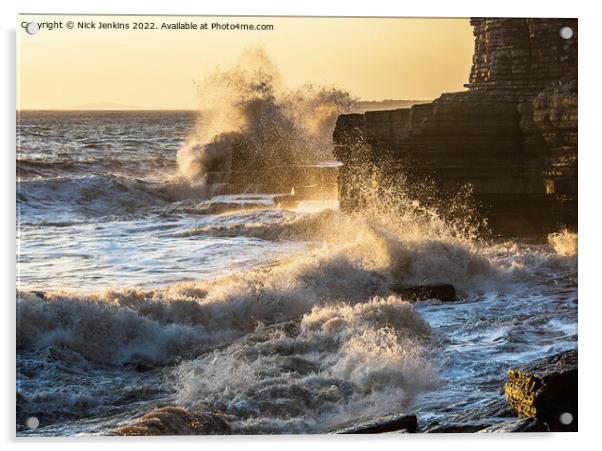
<box><xmin>177</xmin><ymin>48</ymin><xmax>355</xmax><ymax>190</ymax></box>
<box><xmin>172</xmin><ymin>296</ymin><xmax>435</xmax><ymax>433</ymax></box>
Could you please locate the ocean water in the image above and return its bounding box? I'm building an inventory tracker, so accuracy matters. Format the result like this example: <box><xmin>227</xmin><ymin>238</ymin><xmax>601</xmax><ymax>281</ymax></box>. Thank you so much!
<box><xmin>16</xmin><ymin>111</ymin><xmax>577</xmax><ymax>435</ymax></box>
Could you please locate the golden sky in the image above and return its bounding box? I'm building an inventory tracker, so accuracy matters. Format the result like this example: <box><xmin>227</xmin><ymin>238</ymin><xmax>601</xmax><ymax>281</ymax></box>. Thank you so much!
<box><xmin>17</xmin><ymin>15</ymin><xmax>474</xmax><ymax>110</ymax></box>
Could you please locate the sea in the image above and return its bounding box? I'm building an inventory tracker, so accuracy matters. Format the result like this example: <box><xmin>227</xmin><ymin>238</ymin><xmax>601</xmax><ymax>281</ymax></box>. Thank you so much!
<box><xmin>16</xmin><ymin>110</ymin><xmax>577</xmax><ymax>435</ymax></box>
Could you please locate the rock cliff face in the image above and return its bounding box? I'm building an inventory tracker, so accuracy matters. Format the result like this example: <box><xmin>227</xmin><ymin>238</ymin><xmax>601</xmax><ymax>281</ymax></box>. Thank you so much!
<box><xmin>334</xmin><ymin>18</ymin><xmax>577</xmax><ymax>237</ymax></box>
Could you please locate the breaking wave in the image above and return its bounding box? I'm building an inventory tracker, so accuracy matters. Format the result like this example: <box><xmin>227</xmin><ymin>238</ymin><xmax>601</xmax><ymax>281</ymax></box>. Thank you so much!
<box><xmin>16</xmin><ymin>50</ymin><xmax>578</xmax><ymax>434</ymax></box>
<box><xmin>172</xmin><ymin>296</ymin><xmax>435</xmax><ymax>433</ymax></box>
<box><xmin>176</xmin><ymin>48</ymin><xmax>355</xmax><ymax>191</ymax></box>
<box><xmin>16</xmin><ymin>186</ymin><xmax>578</xmax><ymax>432</ymax></box>
<box><xmin>17</xmin><ymin>201</ymin><xmax>577</xmax><ymax>367</ymax></box>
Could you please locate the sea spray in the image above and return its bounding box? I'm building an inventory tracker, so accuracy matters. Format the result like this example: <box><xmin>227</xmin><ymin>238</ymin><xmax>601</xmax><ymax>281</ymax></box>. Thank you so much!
<box><xmin>17</xmin><ymin>109</ymin><xmax>578</xmax><ymax>436</ymax></box>
<box><xmin>171</xmin><ymin>296</ymin><xmax>436</xmax><ymax>433</ymax></box>
<box><xmin>17</xmin><ymin>202</ymin><xmax>578</xmax><ymax>432</ymax></box>
<box><xmin>17</xmin><ymin>202</ymin><xmax>575</xmax><ymax>368</ymax></box>
<box><xmin>176</xmin><ymin>48</ymin><xmax>355</xmax><ymax>192</ymax></box>
<box><xmin>18</xmin><ymin>94</ymin><xmax>575</xmax><ymax>434</ymax></box>
<box><xmin>548</xmin><ymin>229</ymin><xmax>578</xmax><ymax>257</ymax></box>
<box><xmin>16</xmin><ymin>219</ymin><xmax>473</xmax><ymax>368</ymax></box>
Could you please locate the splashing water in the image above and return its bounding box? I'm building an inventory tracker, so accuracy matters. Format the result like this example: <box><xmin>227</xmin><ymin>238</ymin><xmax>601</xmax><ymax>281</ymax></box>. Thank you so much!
<box><xmin>548</xmin><ymin>229</ymin><xmax>578</xmax><ymax>257</ymax></box>
<box><xmin>17</xmin><ymin>186</ymin><xmax>577</xmax><ymax>434</ymax></box>
<box><xmin>176</xmin><ymin>49</ymin><xmax>356</xmax><ymax>190</ymax></box>
<box><xmin>172</xmin><ymin>296</ymin><xmax>436</xmax><ymax>433</ymax></box>
<box><xmin>16</xmin><ymin>55</ymin><xmax>577</xmax><ymax>435</ymax></box>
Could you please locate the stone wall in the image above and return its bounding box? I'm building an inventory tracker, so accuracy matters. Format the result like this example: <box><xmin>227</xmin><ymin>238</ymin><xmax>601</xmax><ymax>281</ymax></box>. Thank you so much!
<box><xmin>334</xmin><ymin>18</ymin><xmax>577</xmax><ymax>237</ymax></box>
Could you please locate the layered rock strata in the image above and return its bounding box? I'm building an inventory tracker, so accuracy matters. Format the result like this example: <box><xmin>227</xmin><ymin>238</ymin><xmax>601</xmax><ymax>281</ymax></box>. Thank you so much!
<box><xmin>334</xmin><ymin>18</ymin><xmax>577</xmax><ymax>237</ymax></box>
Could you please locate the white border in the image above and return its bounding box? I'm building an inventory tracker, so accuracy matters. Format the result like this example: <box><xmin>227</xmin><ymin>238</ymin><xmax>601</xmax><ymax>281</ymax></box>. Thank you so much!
<box><xmin>3</xmin><ymin>1</ymin><xmax>599</xmax><ymax>451</ymax></box>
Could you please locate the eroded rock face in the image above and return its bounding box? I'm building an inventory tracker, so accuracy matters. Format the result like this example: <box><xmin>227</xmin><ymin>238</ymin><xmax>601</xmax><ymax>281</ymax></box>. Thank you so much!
<box><xmin>504</xmin><ymin>349</ymin><xmax>577</xmax><ymax>432</ymax></box>
<box><xmin>468</xmin><ymin>19</ymin><xmax>577</xmax><ymax>95</ymax></box>
<box><xmin>519</xmin><ymin>72</ymin><xmax>578</xmax><ymax>199</ymax></box>
<box><xmin>334</xmin><ymin>18</ymin><xmax>577</xmax><ymax>237</ymax></box>
<box><xmin>112</xmin><ymin>406</ymin><xmax>231</xmax><ymax>436</ymax></box>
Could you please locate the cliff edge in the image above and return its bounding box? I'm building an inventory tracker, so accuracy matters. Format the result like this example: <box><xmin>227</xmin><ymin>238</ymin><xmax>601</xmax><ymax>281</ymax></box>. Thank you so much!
<box><xmin>334</xmin><ymin>18</ymin><xmax>577</xmax><ymax>237</ymax></box>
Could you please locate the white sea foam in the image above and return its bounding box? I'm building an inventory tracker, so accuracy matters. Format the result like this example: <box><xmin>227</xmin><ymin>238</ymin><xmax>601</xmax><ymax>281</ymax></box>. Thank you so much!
<box><xmin>172</xmin><ymin>296</ymin><xmax>435</xmax><ymax>433</ymax></box>
<box><xmin>17</xmin><ymin>100</ymin><xmax>578</xmax><ymax>436</ymax></box>
<box><xmin>17</xmin><ymin>203</ymin><xmax>577</xmax><ymax>371</ymax></box>
<box><xmin>548</xmin><ymin>229</ymin><xmax>578</xmax><ymax>257</ymax></box>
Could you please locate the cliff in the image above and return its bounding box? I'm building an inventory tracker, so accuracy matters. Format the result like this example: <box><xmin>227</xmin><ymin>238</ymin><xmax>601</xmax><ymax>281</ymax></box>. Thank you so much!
<box><xmin>334</xmin><ymin>18</ymin><xmax>577</xmax><ymax>237</ymax></box>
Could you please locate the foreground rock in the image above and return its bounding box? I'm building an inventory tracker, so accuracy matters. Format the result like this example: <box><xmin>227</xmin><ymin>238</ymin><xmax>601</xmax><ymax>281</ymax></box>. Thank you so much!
<box><xmin>478</xmin><ymin>417</ymin><xmax>548</xmax><ymax>433</ymax></box>
<box><xmin>389</xmin><ymin>283</ymin><xmax>456</xmax><ymax>302</ymax></box>
<box><xmin>423</xmin><ymin>423</ymin><xmax>489</xmax><ymax>433</ymax></box>
<box><xmin>113</xmin><ymin>406</ymin><xmax>231</xmax><ymax>436</ymax></box>
<box><xmin>422</xmin><ymin>398</ymin><xmax>515</xmax><ymax>433</ymax></box>
<box><xmin>504</xmin><ymin>349</ymin><xmax>577</xmax><ymax>431</ymax></box>
<box><xmin>331</xmin><ymin>413</ymin><xmax>417</xmax><ymax>434</ymax></box>
<box><xmin>330</xmin><ymin>350</ymin><xmax>577</xmax><ymax>434</ymax></box>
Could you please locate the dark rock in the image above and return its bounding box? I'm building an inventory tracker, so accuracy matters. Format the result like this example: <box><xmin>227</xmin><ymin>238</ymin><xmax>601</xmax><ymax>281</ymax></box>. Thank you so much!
<box><xmin>112</xmin><ymin>406</ymin><xmax>231</xmax><ymax>436</ymax></box>
<box><xmin>423</xmin><ymin>423</ymin><xmax>490</xmax><ymax>433</ymax></box>
<box><xmin>478</xmin><ymin>417</ymin><xmax>548</xmax><ymax>433</ymax></box>
<box><xmin>389</xmin><ymin>283</ymin><xmax>456</xmax><ymax>302</ymax></box>
<box><xmin>331</xmin><ymin>413</ymin><xmax>417</xmax><ymax>434</ymax></box>
<box><xmin>504</xmin><ymin>349</ymin><xmax>577</xmax><ymax>431</ymax></box>
<box><xmin>207</xmin><ymin>164</ymin><xmax>339</xmax><ymax>199</ymax></box>
<box><xmin>334</xmin><ymin>18</ymin><xmax>577</xmax><ymax>238</ymax></box>
<box><xmin>132</xmin><ymin>362</ymin><xmax>155</xmax><ymax>373</ymax></box>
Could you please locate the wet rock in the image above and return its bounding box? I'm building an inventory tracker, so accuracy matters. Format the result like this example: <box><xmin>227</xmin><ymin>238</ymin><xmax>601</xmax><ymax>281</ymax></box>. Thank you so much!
<box><xmin>389</xmin><ymin>283</ymin><xmax>456</xmax><ymax>302</ymax></box>
<box><xmin>331</xmin><ymin>413</ymin><xmax>417</xmax><ymax>434</ymax></box>
<box><xmin>334</xmin><ymin>18</ymin><xmax>577</xmax><ymax>238</ymax></box>
<box><xmin>132</xmin><ymin>362</ymin><xmax>155</xmax><ymax>373</ymax></box>
<box><xmin>423</xmin><ymin>423</ymin><xmax>490</xmax><ymax>433</ymax></box>
<box><xmin>504</xmin><ymin>349</ymin><xmax>577</xmax><ymax>432</ymax></box>
<box><xmin>113</xmin><ymin>406</ymin><xmax>231</xmax><ymax>436</ymax></box>
<box><xmin>478</xmin><ymin>417</ymin><xmax>548</xmax><ymax>433</ymax></box>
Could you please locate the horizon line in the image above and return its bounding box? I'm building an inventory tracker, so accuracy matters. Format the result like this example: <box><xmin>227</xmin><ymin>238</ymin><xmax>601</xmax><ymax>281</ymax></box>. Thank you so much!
<box><xmin>16</xmin><ymin>99</ymin><xmax>433</xmax><ymax>113</ymax></box>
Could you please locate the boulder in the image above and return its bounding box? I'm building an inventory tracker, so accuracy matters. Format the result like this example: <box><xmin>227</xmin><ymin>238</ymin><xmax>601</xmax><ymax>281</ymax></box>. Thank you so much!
<box><xmin>504</xmin><ymin>349</ymin><xmax>577</xmax><ymax>431</ymax></box>
<box><xmin>423</xmin><ymin>423</ymin><xmax>489</xmax><ymax>433</ymax></box>
<box><xmin>112</xmin><ymin>406</ymin><xmax>231</xmax><ymax>436</ymax></box>
<box><xmin>331</xmin><ymin>413</ymin><xmax>417</xmax><ymax>434</ymax></box>
<box><xmin>389</xmin><ymin>283</ymin><xmax>456</xmax><ymax>302</ymax></box>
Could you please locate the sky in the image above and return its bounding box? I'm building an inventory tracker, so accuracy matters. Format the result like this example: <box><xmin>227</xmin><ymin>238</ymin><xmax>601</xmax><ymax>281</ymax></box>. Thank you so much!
<box><xmin>17</xmin><ymin>15</ymin><xmax>474</xmax><ymax>110</ymax></box>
